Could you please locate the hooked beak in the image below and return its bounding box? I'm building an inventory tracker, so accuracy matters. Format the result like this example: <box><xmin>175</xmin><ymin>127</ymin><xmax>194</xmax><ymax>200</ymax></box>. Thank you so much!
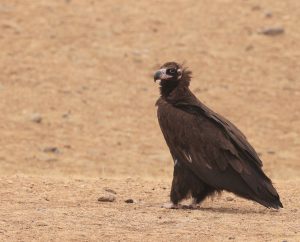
<box><xmin>153</xmin><ymin>70</ymin><xmax>162</xmax><ymax>83</ymax></box>
<box><xmin>153</xmin><ymin>68</ymin><xmax>172</xmax><ymax>84</ymax></box>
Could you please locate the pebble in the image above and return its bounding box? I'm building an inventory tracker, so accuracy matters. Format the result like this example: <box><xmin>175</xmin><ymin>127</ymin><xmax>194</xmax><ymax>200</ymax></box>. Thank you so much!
<box><xmin>265</xmin><ymin>11</ymin><xmax>273</xmax><ymax>18</ymax></box>
<box><xmin>251</xmin><ymin>5</ymin><xmax>261</xmax><ymax>11</ymax></box>
<box><xmin>245</xmin><ymin>45</ymin><xmax>254</xmax><ymax>51</ymax></box>
<box><xmin>62</xmin><ymin>113</ymin><xmax>69</xmax><ymax>119</ymax></box>
<box><xmin>36</xmin><ymin>222</ymin><xmax>48</xmax><ymax>227</ymax></box>
<box><xmin>125</xmin><ymin>199</ymin><xmax>134</xmax><ymax>203</ymax></box>
<box><xmin>30</xmin><ymin>113</ymin><xmax>42</xmax><ymax>123</ymax></box>
<box><xmin>259</xmin><ymin>27</ymin><xmax>285</xmax><ymax>36</ymax></box>
<box><xmin>226</xmin><ymin>197</ymin><xmax>234</xmax><ymax>201</ymax></box>
<box><xmin>104</xmin><ymin>188</ymin><xmax>117</xmax><ymax>194</ymax></box>
<box><xmin>98</xmin><ymin>194</ymin><xmax>116</xmax><ymax>202</ymax></box>
<box><xmin>43</xmin><ymin>147</ymin><xmax>60</xmax><ymax>154</ymax></box>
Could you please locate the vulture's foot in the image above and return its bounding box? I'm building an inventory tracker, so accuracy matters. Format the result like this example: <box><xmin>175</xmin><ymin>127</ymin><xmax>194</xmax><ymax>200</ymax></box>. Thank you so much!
<box><xmin>185</xmin><ymin>203</ymin><xmax>199</xmax><ymax>209</ymax></box>
<box><xmin>161</xmin><ymin>202</ymin><xmax>180</xmax><ymax>209</ymax></box>
<box><xmin>161</xmin><ymin>203</ymin><xmax>198</xmax><ymax>209</ymax></box>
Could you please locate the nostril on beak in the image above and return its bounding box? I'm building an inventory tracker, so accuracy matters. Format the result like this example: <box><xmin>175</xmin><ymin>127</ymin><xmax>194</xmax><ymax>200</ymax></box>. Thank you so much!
<box><xmin>154</xmin><ymin>71</ymin><xmax>162</xmax><ymax>81</ymax></box>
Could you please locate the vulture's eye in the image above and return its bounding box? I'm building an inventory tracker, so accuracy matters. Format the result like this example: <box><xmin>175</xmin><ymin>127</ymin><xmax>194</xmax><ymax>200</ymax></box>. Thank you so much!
<box><xmin>168</xmin><ymin>68</ymin><xmax>176</xmax><ymax>74</ymax></box>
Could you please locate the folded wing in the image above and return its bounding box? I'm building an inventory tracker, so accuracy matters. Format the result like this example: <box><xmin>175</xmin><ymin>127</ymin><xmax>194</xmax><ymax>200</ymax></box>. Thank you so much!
<box><xmin>158</xmin><ymin>98</ymin><xmax>282</xmax><ymax>208</ymax></box>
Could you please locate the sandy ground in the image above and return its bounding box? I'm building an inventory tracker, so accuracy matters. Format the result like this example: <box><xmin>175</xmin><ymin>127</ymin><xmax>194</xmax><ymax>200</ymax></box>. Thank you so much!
<box><xmin>0</xmin><ymin>176</ymin><xmax>299</xmax><ymax>241</ymax></box>
<box><xmin>0</xmin><ymin>0</ymin><xmax>299</xmax><ymax>241</ymax></box>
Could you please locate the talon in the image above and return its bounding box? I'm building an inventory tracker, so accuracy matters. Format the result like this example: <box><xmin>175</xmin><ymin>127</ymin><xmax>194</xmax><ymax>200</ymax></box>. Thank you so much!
<box><xmin>161</xmin><ymin>203</ymin><xmax>179</xmax><ymax>209</ymax></box>
<box><xmin>188</xmin><ymin>204</ymin><xmax>198</xmax><ymax>209</ymax></box>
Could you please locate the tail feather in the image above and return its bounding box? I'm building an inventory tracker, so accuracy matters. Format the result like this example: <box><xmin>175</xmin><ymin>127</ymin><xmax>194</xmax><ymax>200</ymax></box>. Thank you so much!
<box><xmin>252</xmin><ymin>193</ymin><xmax>283</xmax><ymax>209</ymax></box>
<box><xmin>240</xmin><ymin>167</ymin><xmax>283</xmax><ymax>209</ymax></box>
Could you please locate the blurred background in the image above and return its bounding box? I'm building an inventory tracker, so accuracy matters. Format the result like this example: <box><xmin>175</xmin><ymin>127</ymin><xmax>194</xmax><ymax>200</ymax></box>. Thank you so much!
<box><xmin>0</xmin><ymin>0</ymin><xmax>299</xmax><ymax>180</ymax></box>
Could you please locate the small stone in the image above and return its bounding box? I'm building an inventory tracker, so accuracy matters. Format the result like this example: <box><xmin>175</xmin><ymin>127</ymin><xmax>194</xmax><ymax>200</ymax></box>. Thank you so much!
<box><xmin>265</xmin><ymin>11</ymin><xmax>273</xmax><ymax>18</ymax></box>
<box><xmin>30</xmin><ymin>113</ymin><xmax>42</xmax><ymax>123</ymax></box>
<box><xmin>36</xmin><ymin>222</ymin><xmax>48</xmax><ymax>227</ymax></box>
<box><xmin>226</xmin><ymin>197</ymin><xmax>234</xmax><ymax>201</ymax></box>
<box><xmin>251</xmin><ymin>5</ymin><xmax>261</xmax><ymax>11</ymax></box>
<box><xmin>228</xmin><ymin>237</ymin><xmax>235</xmax><ymax>240</ymax></box>
<box><xmin>245</xmin><ymin>45</ymin><xmax>254</xmax><ymax>51</ymax></box>
<box><xmin>104</xmin><ymin>188</ymin><xmax>117</xmax><ymax>194</ymax></box>
<box><xmin>125</xmin><ymin>199</ymin><xmax>134</xmax><ymax>203</ymax></box>
<box><xmin>43</xmin><ymin>147</ymin><xmax>60</xmax><ymax>154</ymax></box>
<box><xmin>98</xmin><ymin>194</ymin><xmax>116</xmax><ymax>202</ymax></box>
<box><xmin>267</xmin><ymin>150</ymin><xmax>276</xmax><ymax>155</ymax></box>
<box><xmin>259</xmin><ymin>27</ymin><xmax>285</xmax><ymax>36</ymax></box>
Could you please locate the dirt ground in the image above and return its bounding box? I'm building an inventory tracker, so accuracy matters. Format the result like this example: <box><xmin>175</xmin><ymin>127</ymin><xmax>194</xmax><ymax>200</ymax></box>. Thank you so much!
<box><xmin>0</xmin><ymin>0</ymin><xmax>299</xmax><ymax>241</ymax></box>
<box><xmin>0</xmin><ymin>176</ymin><xmax>299</xmax><ymax>241</ymax></box>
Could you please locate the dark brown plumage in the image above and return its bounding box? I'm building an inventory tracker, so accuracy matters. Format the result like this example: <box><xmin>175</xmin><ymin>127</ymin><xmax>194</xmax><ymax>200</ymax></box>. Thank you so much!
<box><xmin>154</xmin><ymin>62</ymin><xmax>283</xmax><ymax>209</ymax></box>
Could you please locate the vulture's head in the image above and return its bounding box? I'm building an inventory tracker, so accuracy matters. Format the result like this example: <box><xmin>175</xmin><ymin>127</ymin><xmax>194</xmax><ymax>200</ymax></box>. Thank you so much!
<box><xmin>154</xmin><ymin>62</ymin><xmax>191</xmax><ymax>96</ymax></box>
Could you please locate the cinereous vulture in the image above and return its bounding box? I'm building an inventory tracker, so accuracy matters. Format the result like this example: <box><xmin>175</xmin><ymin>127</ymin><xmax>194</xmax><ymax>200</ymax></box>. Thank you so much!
<box><xmin>153</xmin><ymin>62</ymin><xmax>283</xmax><ymax>209</ymax></box>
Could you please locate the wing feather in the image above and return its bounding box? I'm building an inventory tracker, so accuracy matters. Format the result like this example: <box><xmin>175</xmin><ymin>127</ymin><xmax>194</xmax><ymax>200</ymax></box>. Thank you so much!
<box><xmin>157</xmin><ymin>97</ymin><xmax>279</xmax><ymax>205</ymax></box>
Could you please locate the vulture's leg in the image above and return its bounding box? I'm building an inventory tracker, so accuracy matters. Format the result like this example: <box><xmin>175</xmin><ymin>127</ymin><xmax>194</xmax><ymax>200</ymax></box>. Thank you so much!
<box><xmin>161</xmin><ymin>160</ymin><xmax>190</xmax><ymax>209</ymax></box>
<box><xmin>161</xmin><ymin>160</ymin><xmax>196</xmax><ymax>209</ymax></box>
<box><xmin>163</xmin><ymin>162</ymin><xmax>213</xmax><ymax>209</ymax></box>
<box><xmin>162</xmin><ymin>161</ymin><xmax>214</xmax><ymax>209</ymax></box>
<box><xmin>169</xmin><ymin>162</ymin><xmax>191</xmax><ymax>206</ymax></box>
